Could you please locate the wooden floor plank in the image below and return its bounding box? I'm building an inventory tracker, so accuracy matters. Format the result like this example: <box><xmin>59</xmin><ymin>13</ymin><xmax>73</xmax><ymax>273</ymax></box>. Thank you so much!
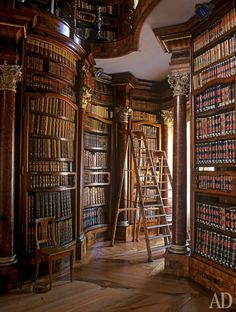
<box><xmin>0</xmin><ymin>239</ymin><xmax>232</xmax><ymax>312</ymax></box>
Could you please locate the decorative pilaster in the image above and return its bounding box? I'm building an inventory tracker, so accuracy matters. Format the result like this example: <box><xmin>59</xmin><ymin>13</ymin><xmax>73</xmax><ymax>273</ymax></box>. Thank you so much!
<box><xmin>167</xmin><ymin>71</ymin><xmax>190</xmax><ymax>255</ymax></box>
<box><xmin>76</xmin><ymin>84</ymin><xmax>92</xmax><ymax>260</ymax></box>
<box><xmin>0</xmin><ymin>62</ymin><xmax>22</xmax><ymax>267</ymax></box>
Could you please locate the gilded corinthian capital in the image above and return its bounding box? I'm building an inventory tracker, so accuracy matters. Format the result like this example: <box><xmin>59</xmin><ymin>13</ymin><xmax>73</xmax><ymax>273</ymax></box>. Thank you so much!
<box><xmin>168</xmin><ymin>72</ymin><xmax>189</xmax><ymax>97</ymax></box>
<box><xmin>0</xmin><ymin>61</ymin><xmax>22</xmax><ymax>93</ymax></box>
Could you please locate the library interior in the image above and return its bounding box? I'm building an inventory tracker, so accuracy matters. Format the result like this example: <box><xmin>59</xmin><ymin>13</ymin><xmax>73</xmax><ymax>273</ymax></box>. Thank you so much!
<box><xmin>0</xmin><ymin>0</ymin><xmax>236</xmax><ymax>311</ymax></box>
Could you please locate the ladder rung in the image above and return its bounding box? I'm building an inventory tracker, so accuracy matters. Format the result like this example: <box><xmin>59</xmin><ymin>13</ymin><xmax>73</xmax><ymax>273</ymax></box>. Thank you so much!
<box><xmin>141</xmin><ymin>185</ymin><xmax>159</xmax><ymax>188</ymax></box>
<box><xmin>145</xmin><ymin>214</ymin><xmax>166</xmax><ymax>219</ymax></box>
<box><xmin>147</xmin><ymin>223</ymin><xmax>172</xmax><ymax>230</ymax></box>
<box><xmin>151</xmin><ymin>244</ymin><xmax>171</xmax><ymax>251</ymax></box>
<box><xmin>142</xmin><ymin>195</ymin><xmax>160</xmax><ymax>198</ymax></box>
<box><xmin>148</xmin><ymin>233</ymin><xmax>171</xmax><ymax>240</ymax></box>
<box><xmin>143</xmin><ymin>204</ymin><xmax>162</xmax><ymax>208</ymax></box>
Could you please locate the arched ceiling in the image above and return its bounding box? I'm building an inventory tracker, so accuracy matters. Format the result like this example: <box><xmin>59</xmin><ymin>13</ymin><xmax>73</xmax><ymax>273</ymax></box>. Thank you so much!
<box><xmin>95</xmin><ymin>0</ymin><xmax>207</xmax><ymax>81</ymax></box>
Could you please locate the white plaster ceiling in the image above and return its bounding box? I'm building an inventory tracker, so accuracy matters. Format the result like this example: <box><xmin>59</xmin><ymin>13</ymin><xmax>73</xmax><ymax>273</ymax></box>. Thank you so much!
<box><xmin>95</xmin><ymin>0</ymin><xmax>207</xmax><ymax>81</ymax></box>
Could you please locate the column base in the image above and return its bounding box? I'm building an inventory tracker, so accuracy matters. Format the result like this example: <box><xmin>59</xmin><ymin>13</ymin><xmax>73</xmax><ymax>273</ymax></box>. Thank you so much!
<box><xmin>0</xmin><ymin>255</ymin><xmax>17</xmax><ymax>266</ymax></box>
<box><xmin>168</xmin><ymin>243</ymin><xmax>190</xmax><ymax>255</ymax></box>
<box><xmin>116</xmin><ymin>222</ymin><xmax>134</xmax><ymax>241</ymax></box>
<box><xmin>76</xmin><ymin>233</ymin><xmax>86</xmax><ymax>261</ymax></box>
<box><xmin>117</xmin><ymin>220</ymin><xmax>129</xmax><ymax>227</ymax></box>
<box><xmin>164</xmin><ymin>252</ymin><xmax>190</xmax><ymax>277</ymax></box>
<box><xmin>0</xmin><ymin>264</ymin><xmax>18</xmax><ymax>291</ymax></box>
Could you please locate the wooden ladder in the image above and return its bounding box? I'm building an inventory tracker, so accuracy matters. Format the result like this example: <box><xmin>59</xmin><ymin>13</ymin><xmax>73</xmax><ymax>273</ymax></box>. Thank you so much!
<box><xmin>111</xmin><ymin>130</ymin><xmax>172</xmax><ymax>262</ymax></box>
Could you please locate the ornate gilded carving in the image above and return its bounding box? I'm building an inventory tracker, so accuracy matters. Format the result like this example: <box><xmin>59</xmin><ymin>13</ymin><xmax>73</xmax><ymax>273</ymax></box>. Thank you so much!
<box><xmin>117</xmin><ymin>107</ymin><xmax>133</xmax><ymax>123</ymax></box>
<box><xmin>81</xmin><ymin>86</ymin><xmax>92</xmax><ymax>110</ymax></box>
<box><xmin>0</xmin><ymin>61</ymin><xmax>22</xmax><ymax>93</ymax></box>
<box><xmin>168</xmin><ymin>72</ymin><xmax>189</xmax><ymax>97</ymax></box>
<box><xmin>161</xmin><ymin>109</ymin><xmax>174</xmax><ymax>125</ymax></box>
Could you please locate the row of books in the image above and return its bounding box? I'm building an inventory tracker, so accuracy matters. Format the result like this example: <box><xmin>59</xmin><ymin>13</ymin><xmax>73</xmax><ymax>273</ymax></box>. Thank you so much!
<box><xmin>27</xmin><ymin>56</ymin><xmax>76</xmax><ymax>84</ymax></box>
<box><xmin>85</xmin><ymin>116</ymin><xmax>109</xmax><ymax>133</ymax></box>
<box><xmin>83</xmin><ymin>186</ymin><xmax>107</xmax><ymax>207</ymax></box>
<box><xmin>134</xmin><ymin>124</ymin><xmax>159</xmax><ymax>137</ymax></box>
<box><xmin>28</xmin><ymin>190</ymin><xmax>73</xmax><ymax>223</ymax></box>
<box><xmin>195</xmin><ymin>110</ymin><xmax>235</xmax><ymax>139</ymax></box>
<box><xmin>27</xmin><ymin>218</ymin><xmax>73</xmax><ymax>253</ymax></box>
<box><xmin>146</xmin><ymin>138</ymin><xmax>158</xmax><ymax>151</ymax></box>
<box><xmin>196</xmin><ymin>174</ymin><xmax>232</xmax><ymax>192</ymax></box>
<box><xmin>76</xmin><ymin>25</ymin><xmax>117</xmax><ymax>41</ymax></box>
<box><xmin>194</xmin><ymin>83</ymin><xmax>235</xmax><ymax>113</ymax></box>
<box><xmin>133</xmin><ymin>111</ymin><xmax>157</xmax><ymax>122</ymax></box>
<box><xmin>29</xmin><ymin>160</ymin><xmax>73</xmax><ymax>173</ymax></box>
<box><xmin>31</xmin><ymin>174</ymin><xmax>75</xmax><ymax>189</ymax></box>
<box><xmin>194</xmin><ymin>34</ymin><xmax>236</xmax><ymax>72</ymax></box>
<box><xmin>48</xmin><ymin>61</ymin><xmax>76</xmax><ymax>84</ymax></box>
<box><xmin>95</xmin><ymin>80</ymin><xmax>112</xmax><ymax>95</ymax></box>
<box><xmin>86</xmin><ymin>103</ymin><xmax>110</xmax><ymax>118</ymax></box>
<box><xmin>196</xmin><ymin>201</ymin><xmax>236</xmax><ymax>232</ymax></box>
<box><xmin>96</xmin><ymin>30</ymin><xmax>117</xmax><ymax>41</ymax></box>
<box><xmin>92</xmin><ymin>92</ymin><xmax>112</xmax><ymax>105</ymax></box>
<box><xmin>132</xmin><ymin>100</ymin><xmax>158</xmax><ymax>113</ymax></box>
<box><xmin>56</xmin><ymin>219</ymin><xmax>73</xmax><ymax>246</ymax></box>
<box><xmin>77</xmin><ymin>0</ymin><xmax>117</xmax><ymax>15</ymax></box>
<box><xmin>83</xmin><ymin>205</ymin><xmax>108</xmax><ymax>229</ymax></box>
<box><xmin>84</xmin><ymin>172</ymin><xmax>110</xmax><ymax>184</ymax></box>
<box><xmin>77</xmin><ymin>0</ymin><xmax>94</xmax><ymax>11</ymax></box>
<box><xmin>193</xmin><ymin>8</ymin><xmax>236</xmax><ymax>52</ymax></box>
<box><xmin>76</xmin><ymin>27</ymin><xmax>95</xmax><ymax>40</ymax></box>
<box><xmin>84</xmin><ymin>132</ymin><xmax>108</xmax><ymax>149</ymax></box>
<box><xmin>27</xmin><ymin>38</ymin><xmax>76</xmax><ymax>70</ymax></box>
<box><xmin>192</xmin><ymin>55</ymin><xmax>236</xmax><ymax>90</ymax></box>
<box><xmin>195</xmin><ymin>227</ymin><xmax>236</xmax><ymax>269</ymax></box>
<box><xmin>26</xmin><ymin>72</ymin><xmax>75</xmax><ymax>100</ymax></box>
<box><xmin>29</xmin><ymin>96</ymin><xmax>76</xmax><ymax>121</ymax></box>
<box><xmin>27</xmin><ymin>56</ymin><xmax>43</xmax><ymax>71</ymax></box>
<box><xmin>29</xmin><ymin>113</ymin><xmax>75</xmax><ymax>140</ymax></box>
<box><xmin>84</xmin><ymin>150</ymin><xmax>108</xmax><ymax>168</ymax></box>
<box><xmin>195</xmin><ymin>139</ymin><xmax>235</xmax><ymax>164</ymax></box>
<box><xmin>29</xmin><ymin>138</ymin><xmax>74</xmax><ymax>159</ymax></box>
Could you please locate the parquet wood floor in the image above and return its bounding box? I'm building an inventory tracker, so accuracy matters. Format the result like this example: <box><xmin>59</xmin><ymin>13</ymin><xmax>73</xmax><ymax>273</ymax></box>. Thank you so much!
<box><xmin>0</xmin><ymin>239</ymin><xmax>235</xmax><ymax>312</ymax></box>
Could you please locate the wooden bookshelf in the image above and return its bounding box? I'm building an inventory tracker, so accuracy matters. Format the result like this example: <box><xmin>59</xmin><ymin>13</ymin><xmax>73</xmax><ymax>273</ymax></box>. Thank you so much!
<box><xmin>21</xmin><ymin>36</ymin><xmax>78</xmax><ymax>257</ymax></box>
<box><xmin>75</xmin><ymin>0</ymin><xmax>119</xmax><ymax>41</ymax></box>
<box><xmin>190</xmin><ymin>2</ymin><xmax>236</xmax><ymax>302</ymax></box>
<box><xmin>82</xmin><ymin>71</ymin><xmax>114</xmax><ymax>247</ymax></box>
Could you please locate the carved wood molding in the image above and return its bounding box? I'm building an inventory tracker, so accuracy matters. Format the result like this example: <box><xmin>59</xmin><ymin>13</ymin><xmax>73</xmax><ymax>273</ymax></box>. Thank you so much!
<box><xmin>153</xmin><ymin>0</ymin><xmax>232</xmax><ymax>54</ymax></box>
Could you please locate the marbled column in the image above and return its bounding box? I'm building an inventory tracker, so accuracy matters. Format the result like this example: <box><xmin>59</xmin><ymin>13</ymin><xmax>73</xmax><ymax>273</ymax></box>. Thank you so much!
<box><xmin>167</xmin><ymin>72</ymin><xmax>190</xmax><ymax>255</ymax></box>
<box><xmin>0</xmin><ymin>62</ymin><xmax>22</xmax><ymax>266</ymax></box>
